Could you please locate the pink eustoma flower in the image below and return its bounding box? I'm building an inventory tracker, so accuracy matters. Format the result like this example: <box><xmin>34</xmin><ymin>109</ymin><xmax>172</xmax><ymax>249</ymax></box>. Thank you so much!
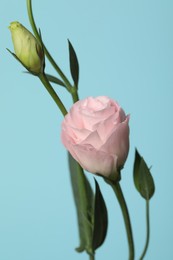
<box><xmin>61</xmin><ymin>96</ymin><xmax>129</xmax><ymax>181</ymax></box>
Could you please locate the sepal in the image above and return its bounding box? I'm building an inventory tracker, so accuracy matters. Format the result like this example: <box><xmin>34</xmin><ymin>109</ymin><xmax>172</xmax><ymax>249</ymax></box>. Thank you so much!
<box><xmin>7</xmin><ymin>48</ymin><xmax>43</xmax><ymax>76</ymax></box>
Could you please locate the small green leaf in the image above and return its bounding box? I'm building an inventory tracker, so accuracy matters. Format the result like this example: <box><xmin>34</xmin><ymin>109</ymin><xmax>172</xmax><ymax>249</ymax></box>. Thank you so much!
<box><xmin>92</xmin><ymin>179</ymin><xmax>108</xmax><ymax>251</ymax></box>
<box><xmin>68</xmin><ymin>153</ymin><xmax>94</xmax><ymax>254</ymax></box>
<box><xmin>23</xmin><ymin>72</ymin><xmax>66</xmax><ymax>87</ymax></box>
<box><xmin>133</xmin><ymin>149</ymin><xmax>155</xmax><ymax>200</ymax></box>
<box><xmin>133</xmin><ymin>149</ymin><xmax>141</xmax><ymax>191</ymax></box>
<box><xmin>45</xmin><ymin>74</ymin><xmax>66</xmax><ymax>87</ymax></box>
<box><xmin>68</xmin><ymin>39</ymin><xmax>79</xmax><ymax>88</ymax></box>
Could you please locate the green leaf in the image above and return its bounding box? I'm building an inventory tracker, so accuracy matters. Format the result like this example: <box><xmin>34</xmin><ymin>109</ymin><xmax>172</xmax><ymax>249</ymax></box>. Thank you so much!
<box><xmin>45</xmin><ymin>74</ymin><xmax>66</xmax><ymax>87</ymax></box>
<box><xmin>92</xmin><ymin>179</ymin><xmax>108</xmax><ymax>251</ymax></box>
<box><xmin>23</xmin><ymin>71</ymin><xmax>66</xmax><ymax>87</ymax></box>
<box><xmin>133</xmin><ymin>149</ymin><xmax>155</xmax><ymax>200</ymax></box>
<box><xmin>68</xmin><ymin>40</ymin><xmax>79</xmax><ymax>88</ymax></box>
<box><xmin>68</xmin><ymin>153</ymin><xmax>94</xmax><ymax>254</ymax></box>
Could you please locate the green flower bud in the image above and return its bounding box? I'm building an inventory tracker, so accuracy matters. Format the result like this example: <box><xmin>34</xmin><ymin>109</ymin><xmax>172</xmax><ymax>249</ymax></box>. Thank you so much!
<box><xmin>9</xmin><ymin>21</ymin><xmax>44</xmax><ymax>74</ymax></box>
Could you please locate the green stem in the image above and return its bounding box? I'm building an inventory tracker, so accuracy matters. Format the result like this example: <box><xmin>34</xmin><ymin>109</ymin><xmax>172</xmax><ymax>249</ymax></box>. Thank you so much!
<box><xmin>110</xmin><ymin>181</ymin><xmax>135</xmax><ymax>260</ymax></box>
<box><xmin>27</xmin><ymin>0</ymin><xmax>73</xmax><ymax>91</ymax></box>
<box><xmin>71</xmin><ymin>87</ymin><xmax>79</xmax><ymax>103</ymax></box>
<box><xmin>89</xmin><ymin>254</ymin><xmax>95</xmax><ymax>260</ymax></box>
<box><xmin>39</xmin><ymin>73</ymin><xmax>67</xmax><ymax>116</ymax></box>
<box><xmin>139</xmin><ymin>200</ymin><xmax>150</xmax><ymax>260</ymax></box>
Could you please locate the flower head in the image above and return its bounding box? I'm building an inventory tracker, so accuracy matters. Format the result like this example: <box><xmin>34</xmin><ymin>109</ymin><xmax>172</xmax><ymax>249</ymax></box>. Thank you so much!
<box><xmin>61</xmin><ymin>96</ymin><xmax>130</xmax><ymax>181</ymax></box>
<box><xmin>9</xmin><ymin>21</ymin><xmax>44</xmax><ymax>74</ymax></box>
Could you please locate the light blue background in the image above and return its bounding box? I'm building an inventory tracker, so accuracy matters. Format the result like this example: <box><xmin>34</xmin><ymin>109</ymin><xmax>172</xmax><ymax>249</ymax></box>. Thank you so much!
<box><xmin>1</xmin><ymin>0</ymin><xmax>173</xmax><ymax>259</ymax></box>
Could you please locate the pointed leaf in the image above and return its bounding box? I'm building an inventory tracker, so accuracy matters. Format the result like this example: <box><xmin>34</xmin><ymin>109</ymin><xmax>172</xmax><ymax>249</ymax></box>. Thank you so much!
<box><xmin>68</xmin><ymin>40</ymin><xmax>79</xmax><ymax>88</ymax></box>
<box><xmin>24</xmin><ymin>72</ymin><xmax>66</xmax><ymax>87</ymax></box>
<box><xmin>92</xmin><ymin>179</ymin><xmax>108</xmax><ymax>250</ymax></box>
<box><xmin>68</xmin><ymin>153</ymin><xmax>94</xmax><ymax>254</ymax></box>
<box><xmin>45</xmin><ymin>74</ymin><xmax>66</xmax><ymax>87</ymax></box>
<box><xmin>133</xmin><ymin>149</ymin><xmax>155</xmax><ymax>200</ymax></box>
<box><xmin>133</xmin><ymin>149</ymin><xmax>141</xmax><ymax>191</ymax></box>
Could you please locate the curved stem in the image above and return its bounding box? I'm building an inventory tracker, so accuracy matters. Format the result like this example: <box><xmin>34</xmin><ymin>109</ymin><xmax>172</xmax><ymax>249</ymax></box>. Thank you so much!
<box><xmin>39</xmin><ymin>73</ymin><xmax>67</xmax><ymax>116</ymax></box>
<box><xmin>139</xmin><ymin>200</ymin><xmax>150</xmax><ymax>260</ymax></box>
<box><xmin>110</xmin><ymin>181</ymin><xmax>135</xmax><ymax>260</ymax></box>
<box><xmin>27</xmin><ymin>0</ymin><xmax>72</xmax><ymax>91</ymax></box>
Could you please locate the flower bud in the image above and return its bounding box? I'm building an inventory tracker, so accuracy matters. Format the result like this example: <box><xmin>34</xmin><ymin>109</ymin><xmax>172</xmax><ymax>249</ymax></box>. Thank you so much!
<box><xmin>9</xmin><ymin>21</ymin><xmax>44</xmax><ymax>74</ymax></box>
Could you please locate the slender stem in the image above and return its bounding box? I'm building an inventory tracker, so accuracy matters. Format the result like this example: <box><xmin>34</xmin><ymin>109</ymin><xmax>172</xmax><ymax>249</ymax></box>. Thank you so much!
<box><xmin>27</xmin><ymin>0</ymin><xmax>73</xmax><ymax>90</ymax></box>
<box><xmin>39</xmin><ymin>73</ymin><xmax>67</xmax><ymax>116</ymax></box>
<box><xmin>139</xmin><ymin>200</ymin><xmax>150</xmax><ymax>260</ymax></box>
<box><xmin>89</xmin><ymin>254</ymin><xmax>95</xmax><ymax>260</ymax></box>
<box><xmin>71</xmin><ymin>87</ymin><xmax>79</xmax><ymax>103</ymax></box>
<box><xmin>110</xmin><ymin>181</ymin><xmax>135</xmax><ymax>260</ymax></box>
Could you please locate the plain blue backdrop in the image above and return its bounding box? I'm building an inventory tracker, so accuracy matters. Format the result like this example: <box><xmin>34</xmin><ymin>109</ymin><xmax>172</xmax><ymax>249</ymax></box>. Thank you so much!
<box><xmin>1</xmin><ymin>0</ymin><xmax>173</xmax><ymax>259</ymax></box>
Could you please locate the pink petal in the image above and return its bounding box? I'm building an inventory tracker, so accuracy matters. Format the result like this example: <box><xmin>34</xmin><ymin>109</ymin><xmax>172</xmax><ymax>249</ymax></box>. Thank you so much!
<box><xmin>80</xmin><ymin>130</ymin><xmax>102</xmax><ymax>149</ymax></box>
<box><xmin>100</xmin><ymin>116</ymin><xmax>129</xmax><ymax>167</ymax></box>
<box><xmin>71</xmin><ymin>144</ymin><xmax>118</xmax><ymax>179</ymax></box>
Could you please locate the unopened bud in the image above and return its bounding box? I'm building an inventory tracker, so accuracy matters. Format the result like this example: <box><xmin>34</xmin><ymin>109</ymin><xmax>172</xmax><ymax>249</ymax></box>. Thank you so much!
<box><xmin>9</xmin><ymin>21</ymin><xmax>44</xmax><ymax>74</ymax></box>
